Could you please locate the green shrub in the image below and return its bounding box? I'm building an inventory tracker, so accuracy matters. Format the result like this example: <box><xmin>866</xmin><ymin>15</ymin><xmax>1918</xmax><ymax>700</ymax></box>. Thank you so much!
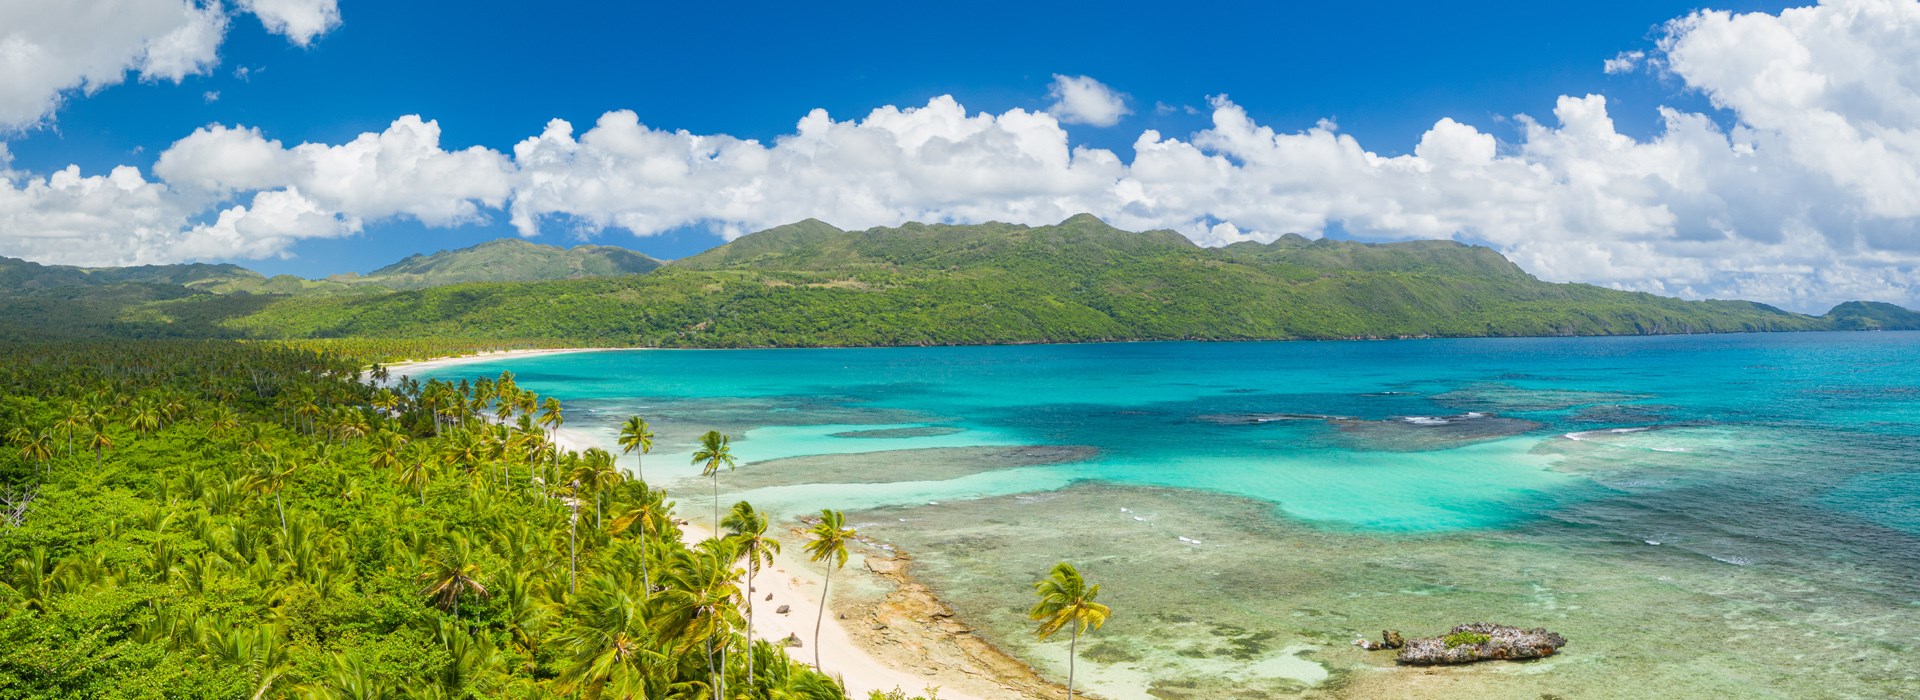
<box><xmin>1443</xmin><ymin>631</ymin><xmax>1491</xmax><ymax>648</ymax></box>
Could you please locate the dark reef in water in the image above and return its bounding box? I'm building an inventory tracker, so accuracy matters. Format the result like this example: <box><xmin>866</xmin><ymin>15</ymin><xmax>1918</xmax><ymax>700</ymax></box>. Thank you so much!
<box><xmin>1389</xmin><ymin>623</ymin><xmax>1568</xmax><ymax>665</ymax></box>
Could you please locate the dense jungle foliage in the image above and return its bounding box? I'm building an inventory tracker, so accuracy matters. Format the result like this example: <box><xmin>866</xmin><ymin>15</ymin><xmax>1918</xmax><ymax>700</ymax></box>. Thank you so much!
<box><xmin>0</xmin><ymin>340</ymin><xmax>903</xmax><ymax>700</ymax></box>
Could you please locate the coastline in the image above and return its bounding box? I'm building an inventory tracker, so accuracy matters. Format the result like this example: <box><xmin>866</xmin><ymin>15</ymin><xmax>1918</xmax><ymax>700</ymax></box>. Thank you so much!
<box><xmin>381</xmin><ymin>347</ymin><xmax>611</xmax><ymax>378</ymax></box>
<box><xmin>541</xmin><ymin>424</ymin><xmax>1059</xmax><ymax>700</ymax></box>
<box><xmin>363</xmin><ymin>330</ymin><xmax>1918</xmax><ymax>367</ymax></box>
<box><xmin>388</xmin><ymin>348</ymin><xmax>1067</xmax><ymax>698</ymax></box>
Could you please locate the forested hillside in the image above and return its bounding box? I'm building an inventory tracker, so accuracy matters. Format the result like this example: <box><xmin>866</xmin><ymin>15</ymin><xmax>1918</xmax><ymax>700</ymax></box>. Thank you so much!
<box><xmin>3</xmin><ymin>215</ymin><xmax>1914</xmax><ymax>345</ymax></box>
<box><xmin>225</xmin><ymin>215</ymin><xmax>1844</xmax><ymax>346</ymax></box>
<box><xmin>326</xmin><ymin>239</ymin><xmax>662</xmax><ymax>290</ymax></box>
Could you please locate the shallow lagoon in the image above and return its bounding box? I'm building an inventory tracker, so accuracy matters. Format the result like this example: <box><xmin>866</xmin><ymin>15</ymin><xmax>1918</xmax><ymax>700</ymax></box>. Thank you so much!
<box><xmin>418</xmin><ymin>333</ymin><xmax>1920</xmax><ymax>698</ymax></box>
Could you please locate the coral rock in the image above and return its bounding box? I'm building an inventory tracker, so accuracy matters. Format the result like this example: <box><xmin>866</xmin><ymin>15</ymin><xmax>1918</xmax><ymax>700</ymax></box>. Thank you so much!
<box><xmin>1395</xmin><ymin>623</ymin><xmax>1567</xmax><ymax>665</ymax></box>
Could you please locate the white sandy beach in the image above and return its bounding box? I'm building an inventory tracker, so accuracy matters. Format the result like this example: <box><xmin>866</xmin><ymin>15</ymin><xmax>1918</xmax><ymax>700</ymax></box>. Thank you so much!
<box><xmin>381</xmin><ymin>347</ymin><xmax>611</xmax><ymax>379</ymax></box>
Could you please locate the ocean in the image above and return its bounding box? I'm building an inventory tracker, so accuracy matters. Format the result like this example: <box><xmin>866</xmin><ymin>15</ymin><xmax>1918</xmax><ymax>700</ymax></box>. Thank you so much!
<box><xmin>414</xmin><ymin>332</ymin><xmax>1920</xmax><ymax>698</ymax></box>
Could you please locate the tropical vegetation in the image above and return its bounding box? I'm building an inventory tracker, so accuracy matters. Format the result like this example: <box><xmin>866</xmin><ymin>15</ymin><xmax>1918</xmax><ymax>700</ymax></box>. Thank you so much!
<box><xmin>0</xmin><ymin>339</ymin><xmax>894</xmax><ymax>699</ymax></box>
<box><xmin>1029</xmin><ymin>562</ymin><xmax>1110</xmax><ymax>700</ymax></box>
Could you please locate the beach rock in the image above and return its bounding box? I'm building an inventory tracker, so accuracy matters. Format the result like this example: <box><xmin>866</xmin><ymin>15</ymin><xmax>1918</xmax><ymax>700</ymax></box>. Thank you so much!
<box><xmin>784</xmin><ymin>633</ymin><xmax>802</xmax><ymax>648</ymax></box>
<box><xmin>775</xmin><ymin>605</ymin><xmax>791</xmax><ymax>614</ymax></box>
<box><xmin>765</xmin><ymin>593</ymin><xmax>773</xmax><ymax>601</ymax></box>
<box><xmin>1353</xmin><ymin>629</ymin><xmax>1405</xmax><ymax>651</ymax></box>
<box><xmin>1394</xmin><ymin>623</ymin><xmax>1567</xmax><ymax>665</ymax></box>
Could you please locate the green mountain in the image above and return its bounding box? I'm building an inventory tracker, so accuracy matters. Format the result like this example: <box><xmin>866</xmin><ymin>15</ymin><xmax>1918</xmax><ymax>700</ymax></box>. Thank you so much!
<box><xmin>2</xmin><ymin>215</ymin><xmax>1912</xmax><ymax>345</ymax></box>
<box><xmin>0</xmin><ymin>255</ymin><xmax>263</xmax><ymax>291</ymax></box>
<box><xmin>1823</xmin><ymin>301</ymin><xmax>1920</xmax><ymax>330</ymax></box>
<box><xmin>327</xmin><ymin>238</ymin><xmax>662</xmax><ymax>290</ymax></box>
<box><xmin>220</xmin><ymin>215</ymin><xmax>1876</xmax><ymax>347</ymax></box>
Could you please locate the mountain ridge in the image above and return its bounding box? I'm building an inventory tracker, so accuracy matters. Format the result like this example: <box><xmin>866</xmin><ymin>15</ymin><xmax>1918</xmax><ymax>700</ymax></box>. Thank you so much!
<box><xmin>1</xmin><ymin>215</ymin><xmax>1914</xmax><ymax>342</ymax></box>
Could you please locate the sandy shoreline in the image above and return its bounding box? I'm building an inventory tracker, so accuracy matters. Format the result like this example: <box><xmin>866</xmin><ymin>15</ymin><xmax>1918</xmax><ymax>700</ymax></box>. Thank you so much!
<box><xmin>550</xmin><ymin>425</ymin><xmax>1058</xmax><ymax>700</ymax></box>
<box><xmin>393</xmin><ymin>350</ymin><xmax>1055</xmax><ymax>698</ymax></box>
<box><xmin>381</xmin><ymin>347</ymin><xmax>611</xmax><ymax>378</ymax></box>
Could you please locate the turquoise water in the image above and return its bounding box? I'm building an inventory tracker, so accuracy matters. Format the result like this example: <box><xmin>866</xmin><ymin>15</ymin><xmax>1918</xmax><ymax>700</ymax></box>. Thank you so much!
<box><xmin>417</xmin><ymin>333</ymin><xmax>1920</xmax><ymax>698</ymax></box>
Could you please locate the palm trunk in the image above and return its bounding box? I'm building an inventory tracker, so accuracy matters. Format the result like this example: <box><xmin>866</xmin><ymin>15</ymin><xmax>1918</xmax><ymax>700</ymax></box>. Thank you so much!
<box><xmin>568</xmin><ymin>485</ymin><xmax>579</xmax><ymax>595</ymax></box>
<box><xmin>711</xmin><ymin>475</ymin><xmax>719</xmax><ymax>533</ymax></box>
<box><xmin>706</xmin><ymin>635</ymin><xmax>720</xmax><ymax>700</ymax></box>
<box><xmin>1068</xmin><ymin>627</ymin><xmax>1079</xmax><ymax>700</ymax></box>
<box><xmin>745</xmin><ymin>553</ymin><xmax>756</xmax><ymax>683</ymax></box>
<box><xmin>814</xmin><ymin>571</ymin><xmax>831</xmax><ymax>671</ymax></box>
<box><xmin>275</xmin><ymin>492</ymin><xmax>287</xmax><ymax>538</ymax></box>
<box><xmin>639</xmin><ymin>525</ymin><xmax>652</xmax><ymax>594</ymax></box>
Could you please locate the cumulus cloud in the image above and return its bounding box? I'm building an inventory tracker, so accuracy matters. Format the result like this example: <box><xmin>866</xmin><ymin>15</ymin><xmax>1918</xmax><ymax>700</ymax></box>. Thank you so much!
<box><xmin>1046</xmin><ymin>74</ymin><xmax>1132</xmax><ymax>127</ymax></box>
<box><xmin>6</xmin><ymin>1</ymin><xmax>1920</xmax><ymax>312</ymax></box>
<box><xmin>509</xmin><ymin>97</ymin><xmax>1123</xmax><ymax>238</ymax></box>
<box><xmin>156</xmin><ymin>116</ymin><xmax>514</xmax><ymax>224</ymax></box>
<box><xmin>0</xmin><ymin>0</ymin><xmax>339</xmax><ymax>130</ymax></box>
<box><xmin>237</xmin><ymin>0</ymin><xmax>341</xmax><ymax>47</ymax></box>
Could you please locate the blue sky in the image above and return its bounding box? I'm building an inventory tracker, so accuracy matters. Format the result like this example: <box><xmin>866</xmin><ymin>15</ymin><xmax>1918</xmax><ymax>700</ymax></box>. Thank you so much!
<box><xmin>4</xmin><ymin>0</ymin><xmax>1914</xmax><ymax>311</ymax></box>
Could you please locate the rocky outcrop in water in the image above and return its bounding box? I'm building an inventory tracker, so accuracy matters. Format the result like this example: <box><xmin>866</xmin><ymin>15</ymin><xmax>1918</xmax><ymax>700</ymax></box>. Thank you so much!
<box><xmin>1352</xmin><ymin>629</ymin><xmax>1404</xmax><ymax>651</ymax></box>
<box><xmin>1392</xmin><ymin>623</ymin><xmax>1567</xmax><ymax>665</ymax></box>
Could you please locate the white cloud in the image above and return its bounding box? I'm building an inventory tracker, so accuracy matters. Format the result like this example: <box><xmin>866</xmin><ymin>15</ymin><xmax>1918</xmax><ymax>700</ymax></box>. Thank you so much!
<box><xmin>1046</xmin><ymin>74</ymin><xmax>1132</xmax><ymax>127</ymax></box>
<box><xmin>6</xmin><ymin>1</ymin><xmax>1920</xmax><ymax>312</ymax></box>
<box><xmin>1604</xmin><ymin>50</ymin><xmax>1645</xmax><ymax>74</ymax></box>
<box><xmin>0</xmin><ymin>0</ymin><xmax>339</xmax><ymax>131</ymax></box>
<box><xmin>156</xmin><ymin>116</ymin><xmax>514</xmax><ymax>224</ymax></box>
<box><xmin>177</xmin><ymin>188</ymin><xmax>358</xmax><ymax>260</ymax></box>
<box><xmin>237</xmin><ymin>0</ymin><xmax>340</xmax><ymax>47</ymax></box>
<box><xmin>509</xmin><ymin>97</ymin><xmax>1123</xmax><ymax>239</ymax></box>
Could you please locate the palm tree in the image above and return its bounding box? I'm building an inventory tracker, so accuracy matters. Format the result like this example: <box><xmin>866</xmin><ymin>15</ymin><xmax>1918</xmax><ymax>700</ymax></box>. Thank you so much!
<box><xmin>17</xmin><ymin>430</ymin><xmax>52</xmax><ymax>478</ymax></box>
<box><xmin>617</xmin><ymin>416</ymin><xmax>654</xmax><ymax>483</ymax></box>
<box><xmin>723</xmin><ymin>501</ymin><xmax>780</xmax><ymax>684</ymax></box>
<box><xmin>1029</xmin><ymin>562</ymin><xmax>1112</xmax><ymax>700</ymax></box>
<box><xmin>537</xmin><ymin>397</ymin><xmax>564</xmax><ymax>445</ymax></box>
<box><xmin>246</xmin><ymin>452</ymin><xmax>298</xmax><ymax>538</ymax></box>
<box><xmin>128</xmin><ymin>397</ymin><xmax>163</xmax><ymax>434</ymax></box>
<box><xmin>371</xmin><ymin>387</ymin><xmax>401</xmax><ymax>415</ymax></box>
<box><xmin>608</xmin><ymin>485</ymin><xmax>668</xmax><ymax>594</ymax></box>
<box><xmin>568</xmin><ymin>479</ymin><xmax>582</xmax><ymax>594</ymax></box>
<box><xmin>397</xmin><ymin>458</ymin><xmax>432</xmax><ymax>505</ymax></box>
<box><xmin>367</xmin><ymin>431</ymin><xmax>407</xmax><ymax>472</ymax></box>
<box><xmin>802</xmin><ymin>509</ymin><xmax>855</xmax><ymax>672</ymax></box>
<box><xmin>205</xmin><ymin>406</ymin><xmax>240</xmax><ymax>438</ymax></box>
<box><xmin>690</xmin><ymin>431</ymin><xmax>736</xmax><ymax>528</ymax></box>
<box><xmin>420</xmin><ymin>536</ymin><xmax>489</xmax><ymax>621</ymax></box>
<box><xmin>240</xmin><ymin>423</ymin><xmax>273</xmax><ymax>455</ymax></box>
<box><xmin>86</xmin><ymin>415</ymin><xmax>113</xmax><ymax>468</ymax></box>
<box><xmin>440</xmin><ymin>429</ymin><xmax>488</xmax><ymax>480</ymax></box>
<box><xmin>658</xmin><ymin>540</ymin><xmax>744</xmax><ymax>700</ymax></box>
<box><xmin>54</xmin><ymin>403</ymin><xmax>86</xmax><ymax>456</ymax></box>
<box><xmin>576</xmin><ymin>448</ymin><xmax>623</xmax><ymax>528</ymax></box>
<box><xmin>552</xmin><ymin>573</ymin><xmax>664</xmax><ymax>699</ymax></box>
